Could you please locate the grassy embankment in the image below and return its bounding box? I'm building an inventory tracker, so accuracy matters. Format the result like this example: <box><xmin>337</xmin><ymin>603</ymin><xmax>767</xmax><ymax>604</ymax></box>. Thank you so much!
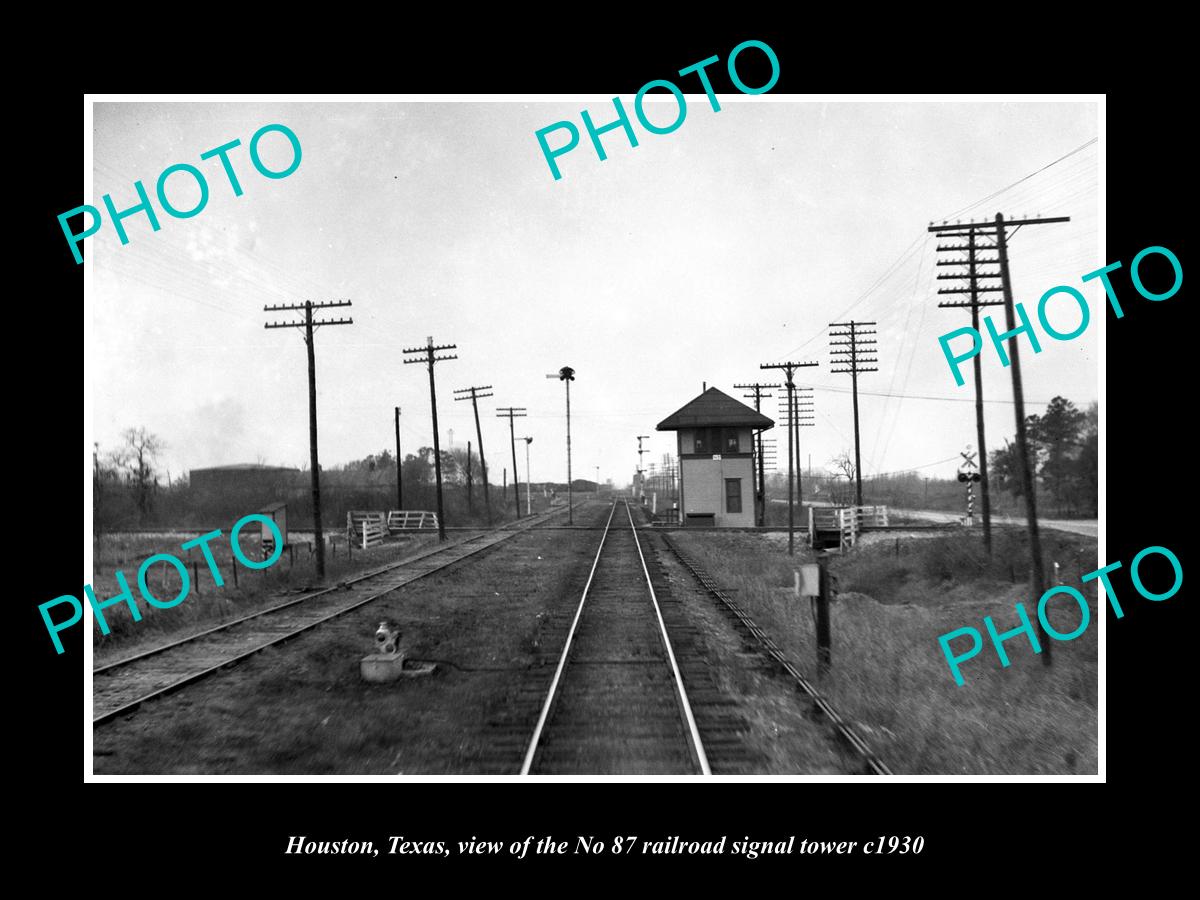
<box><xmin>89</xmin><ymin>530</ymin><xmax>446</xmax><ymax>660</ymax></box>
<box><xmin>669</xmin><ymin>528</ymin><xmax>1098</xmax><ymax>774</ymax></box>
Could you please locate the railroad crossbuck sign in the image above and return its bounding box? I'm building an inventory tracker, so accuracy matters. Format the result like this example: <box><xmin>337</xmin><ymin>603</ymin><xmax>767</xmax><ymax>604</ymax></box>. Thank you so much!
<box><xmin>957</xmin><ymin>447</ymin><xmax>981</xmax><ymax>483</ymax></box>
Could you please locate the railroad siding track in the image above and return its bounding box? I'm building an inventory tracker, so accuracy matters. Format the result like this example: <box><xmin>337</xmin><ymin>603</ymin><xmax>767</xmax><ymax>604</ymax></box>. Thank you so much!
<box><xmin>93</xmin><ymin>506</ymin><xmax>575</xmax><ymax>726</ymax></box>
<box><xmin>637</xmin><ymin>533</ymin><xmax>766</xmax><ymax>773</ymax></box>
<box><xmin>659</xmin><ymin>533</ymin><xmax>892</xmax><ymax>776</ymax></box>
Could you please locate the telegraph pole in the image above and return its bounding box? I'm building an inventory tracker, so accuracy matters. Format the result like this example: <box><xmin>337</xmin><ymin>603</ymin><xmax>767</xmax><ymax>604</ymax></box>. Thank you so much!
<box><xmin>935</xmin><ymin>225</ymin><xmax>1003</xmax><ymax>555</ymax></box>
<box><xmin>497</xmin><ymin>406</ymin><xmax>528</xmax><ymax>517</ymax></box>
<box><xmin>264</xmin><ymin>299</ymin><xmax>353</xmax><ymax>579</ymax></box>
<box><xmin>794</xmin><ymin>388</ymin><xmax>814</xmax><ymax>507</ymax></box>
<box><xmin>760</xmin><ymin>359</ymin><xmax>818</xmax><ymax>555</ymax></box>
<box><xmin>465</xmin><ymin>440</ymin><xmax>473</xmax><ymax>514</ymax></box>
<box><xmin>403</xmin><ymin>336</ymin><xmax>457</xmax><ymax>541</ymax></box>
<box><xmin>829</xmin><ymin>320</ymin><xmax>878</xmax><ymax>507</ymax></box>
<box><xmin>736</xmin><ymin>381</ymin><xmax>779</xmax><ymax>526</ymax></box>
<box><xmin>929</xmin><ymin>213</ymin><xmax>1069</xmax><ymax>666</ymax></box>
<box><xmin>394</xmin><ymin>406</ymin><xmax>403</xmax><ymax>511</ymax></box>
<box><xmin>453</xmin><ymin>385</ymin><xmax>493</xmax><ymax>525</ymax></box>
<box><xmin>779</xmin><ymin>388</ymin><xmax>814</xmax><ymax>510</ymax></box>
<box><xmin>547</xmin><ymin>367</ymin><xmax>575</xmax><ymax>524</ymax></box>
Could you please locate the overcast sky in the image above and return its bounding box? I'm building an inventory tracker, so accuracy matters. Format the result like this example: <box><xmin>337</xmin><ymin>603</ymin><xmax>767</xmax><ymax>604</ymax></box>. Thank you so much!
<box><xmin>89</xmin><ymin>99</ymin><xmax>1099</xmax><ymax>487</ymax></box>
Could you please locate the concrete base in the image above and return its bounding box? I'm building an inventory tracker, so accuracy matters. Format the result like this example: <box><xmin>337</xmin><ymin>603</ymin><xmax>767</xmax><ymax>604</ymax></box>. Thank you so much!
<box><xmin>360</xmin><ymin>653</ymin><xmax>437</xmax><ymax>683</ymax></box>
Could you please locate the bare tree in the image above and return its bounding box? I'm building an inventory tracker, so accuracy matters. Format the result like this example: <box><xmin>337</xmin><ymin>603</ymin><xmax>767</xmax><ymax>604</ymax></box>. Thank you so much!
<box><xmin>108</xmin><ymin>427</ymin><xmax>165</xmax><ymax>520</ymax></box>
<box><xmin>830</xmin><ymin>451</ymin><xmax>857</xmax><ymax>506</ymax></box>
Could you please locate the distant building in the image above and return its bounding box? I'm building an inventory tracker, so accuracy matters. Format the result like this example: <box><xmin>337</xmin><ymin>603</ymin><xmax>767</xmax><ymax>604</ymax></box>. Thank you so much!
<box><xmin>656</xmin><ymin>387</ymin><xmax>774</xmax><ymax>527</ymax></box>
<box><xmin>189</xmin><ymin>463</ymin><xmax>300</xmax><ymax>496</ymax></box>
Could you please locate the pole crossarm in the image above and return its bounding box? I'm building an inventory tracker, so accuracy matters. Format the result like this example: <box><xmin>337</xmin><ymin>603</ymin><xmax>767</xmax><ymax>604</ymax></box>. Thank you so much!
<box><xmin>263</xmin><ymin>299</ymin><xmax>353</xmax><ymax>311</ymax></box>
<box><xmin>927</xmin><ymin>215</ymin><xmax>1070</xmax><ymax>232</ymax></box>
<box><xmin>937</xmin><ymin>299</ymin><xmax>1005</xmax><ymax>309</ymax></box>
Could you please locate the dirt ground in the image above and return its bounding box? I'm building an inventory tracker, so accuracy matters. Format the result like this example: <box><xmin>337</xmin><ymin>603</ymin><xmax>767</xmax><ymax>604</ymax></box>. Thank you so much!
<box><xmin>93</xmin><ymin>503</ymin><xmax>888</xmax><ymax>775</ymax></box>
<box><xmin>94</xmin><ymin>506</ymin><xmax>609</xmax><ymax>774</ymax></box>
<box><xmin>91</xmin><ymin>530</ymin><xmax>453</xmax><ymax>665</ymax></box>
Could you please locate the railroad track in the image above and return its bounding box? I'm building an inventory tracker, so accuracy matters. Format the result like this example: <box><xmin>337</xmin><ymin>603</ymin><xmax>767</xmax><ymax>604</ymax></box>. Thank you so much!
<box><xmin>92</xmin><ymin>504</ymin><xmax>577</xmax><ymax>726</ymax></box>
<box><xmin>518</xmin><ymin>500</ymin><xmax>713</xmax><ymax>775</ymax></box>
<box><xmin>660</xmin><ymin>533</ymin><xmax>892</xmax><ymax>776</ymax></box>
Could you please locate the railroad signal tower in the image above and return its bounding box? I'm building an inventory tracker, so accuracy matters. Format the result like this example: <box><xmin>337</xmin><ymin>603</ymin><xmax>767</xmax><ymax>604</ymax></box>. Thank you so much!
<box><xmin>547</xmin><ymin>366</ymin><xmax>576</xmax><ymax>524</ymax></box>
<box><xmin>636</xmin><ymin>435</ymin><xmax>650</xmax><ymax>502</ymax></box>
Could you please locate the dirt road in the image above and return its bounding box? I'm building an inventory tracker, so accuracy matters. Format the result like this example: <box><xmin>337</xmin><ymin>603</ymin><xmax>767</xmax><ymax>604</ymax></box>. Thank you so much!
<box><xmin>894</xmin><ymin>508</ymin><xmax>1098</xmax><ymax>537</ymax></box>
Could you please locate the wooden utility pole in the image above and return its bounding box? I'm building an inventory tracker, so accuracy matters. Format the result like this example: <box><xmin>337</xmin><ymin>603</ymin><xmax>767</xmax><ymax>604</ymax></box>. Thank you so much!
<box><xmin>929</xmin><ymin>213</ymin><xmax>1069</xmax><ymax>666</ymax></box>
<box><xmin>453</xmin><ymin>385</ymin><xmax>493</xmax><ymax>524</ymax></box>
<box><xmin>760</xmin><ymin>359</ymin><xmax>818</xmax><ymax>555</ymax></box>
<box><xmin>497</xmin><ymin>406</ymin><xmax>528</xmax><ymax>517</ymax></box>
<box><xmin>465</xmin><ymin>440</ymin><xmax>473</xmax><ymax>514</ymax></box>
<box><xmin>794</xmin><ymin>389</ymin><xmax>814</xmax><ymax>509</ymax></box>
<box><xmin>264</xmin><ymin>299</ymin><xmax>353</xmax><ymax>579</ymax></box>
<box><xmin>935</xmin><ymin>226</ymin><xmax>1004</xmax><ymax>554</ymax></box>
<box><xmin>394</xmin><ymin>406</ymin><xmax>403</xmax><ymax>511</ymax></box>
<box><xmin>403</xmin><ymin>336</ymin><xmax>457</xmax><ymax>541</ymax></box>
<box><xmin>779</xmin><ymin>388</ymin><xmax>815</xmax><ymax>510</ymax></box>
<box><xmin>829</xmin><ymin>320</ymin><xmax>878</xmax><ymax>507</ymax></box>
<box><xmin>736</xmin><ymin>381</ymin><xmax>778</xmax><ymax>526</ymax></box>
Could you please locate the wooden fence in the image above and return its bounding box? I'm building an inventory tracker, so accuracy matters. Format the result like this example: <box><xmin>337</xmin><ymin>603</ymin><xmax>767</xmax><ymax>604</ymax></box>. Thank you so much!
<box><xmin>387</xmin><ymin>510</ymin><xmax>439</xmax><ymax>531</ymax></box>
<box><xmin>347</xmin><ymin>511</ymin><xmax>387</xmax><ymax>546</ymax></box>
<box><xmin>346</xmin><ymin>510</ymin><xmax>439</xmax><ymax>547</ymax></box>
<box><xmin>810</xmin><ymin>505</ymin><xmax>889</xmax><ymax>550</ymax></box>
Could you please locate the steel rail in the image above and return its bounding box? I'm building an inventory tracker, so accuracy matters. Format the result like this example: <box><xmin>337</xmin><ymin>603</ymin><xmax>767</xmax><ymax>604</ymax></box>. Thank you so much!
<box><xmin>623</xmin><ymin>501</ymin><xmax>711</xmax><ymax>775</ymax></box>
<box><xmin>93</xmin><ymin>533</ymin><xmax>492</xmax><ymax>675</ymax></box>
<box><xmin>93</xmin><ymin>506</ymin><xmax>573</xmax><ymax>726</ymax></box>
<box><xmin>519</xmin><ymin>501</ymin><xmax>618</xmax><ymax>774</ymax></box>
<box><xmin>660</xmin><ymin>534</ymin><xmax>892</xmax><ymax>776</ymax></box>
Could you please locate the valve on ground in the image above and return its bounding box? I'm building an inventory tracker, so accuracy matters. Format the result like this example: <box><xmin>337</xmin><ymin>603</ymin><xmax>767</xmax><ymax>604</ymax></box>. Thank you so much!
<box><xmin>375</xmin><ymin>621</ymin><xmax>402</xmax><ymax>656</ymax></box>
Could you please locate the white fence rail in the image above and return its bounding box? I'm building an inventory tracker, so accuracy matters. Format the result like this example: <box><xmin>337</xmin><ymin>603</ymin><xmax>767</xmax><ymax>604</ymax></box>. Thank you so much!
<box><xmin>387</xmin><ymin>510</ymin><xmax>439</xmax><ymax>531</ymax></box>
<box><xmin>810</xmin><ymin>505</ymin><xmax>889</xmax><ymax>550</ymax></box>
